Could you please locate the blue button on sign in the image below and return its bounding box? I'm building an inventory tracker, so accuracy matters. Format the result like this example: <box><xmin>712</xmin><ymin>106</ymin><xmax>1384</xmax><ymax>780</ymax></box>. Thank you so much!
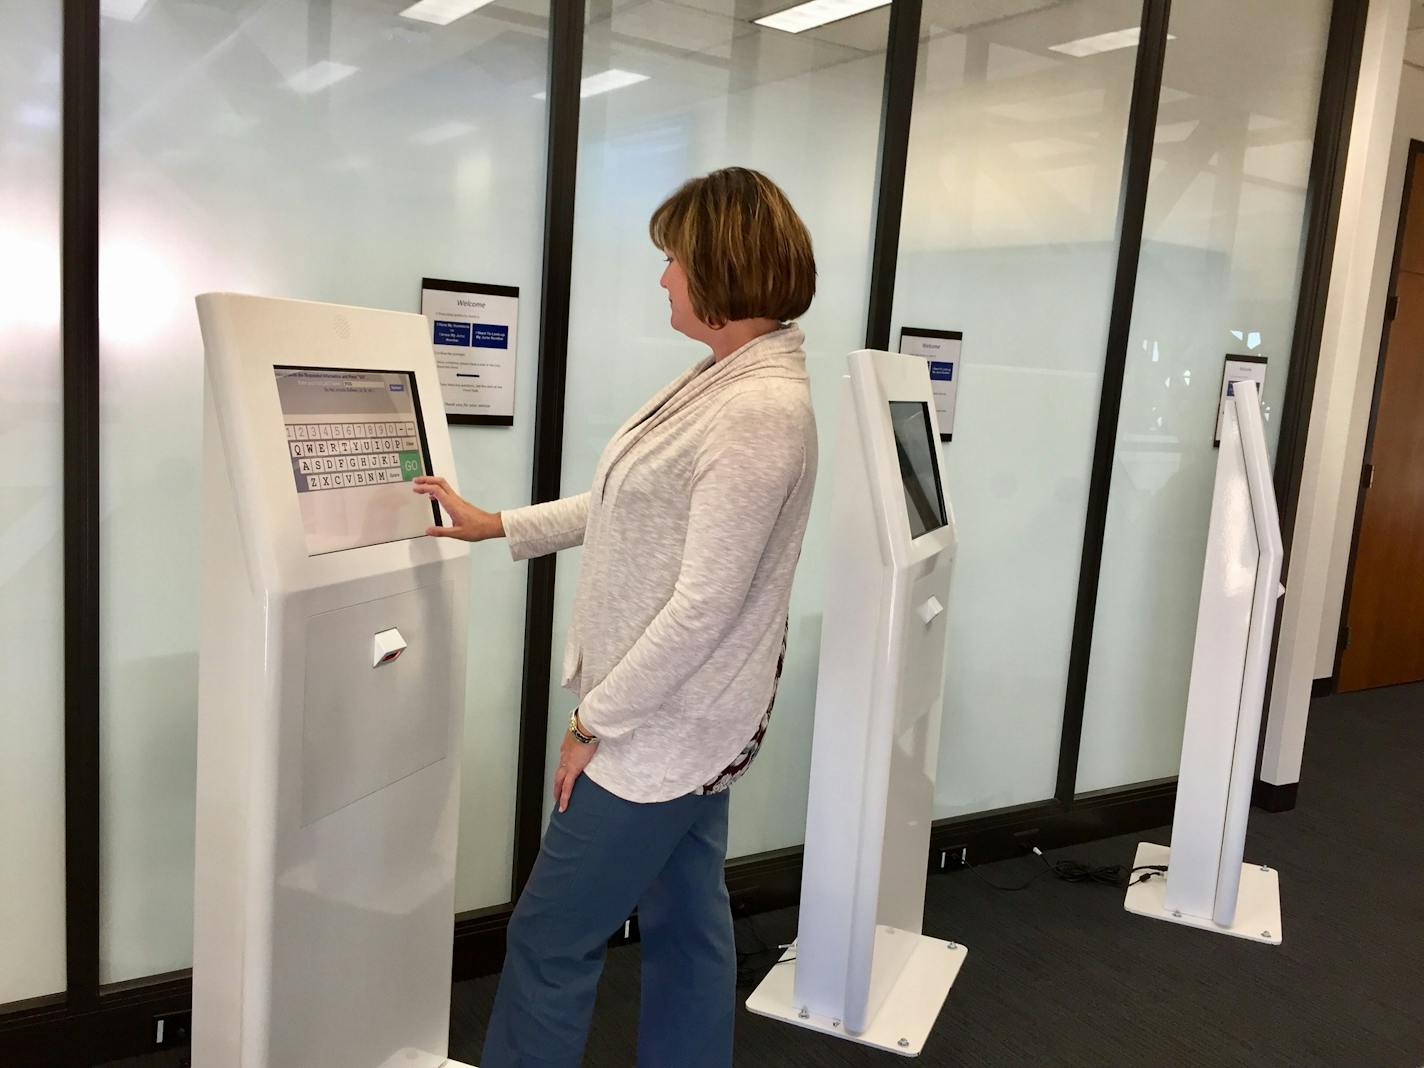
<box><xmin>472</xmin><ymin>324</ymin><xmax>509</xmax><ymax>349</ymax></box>
<box><xmin>929</xmin><ymin>361</ymin><xmax>954</xmax><ymax>381</ymax></box>
<box><xmin>433</xmin><ymin>320</ymin><xmax>472</xmax><ymax>346</ymax></box>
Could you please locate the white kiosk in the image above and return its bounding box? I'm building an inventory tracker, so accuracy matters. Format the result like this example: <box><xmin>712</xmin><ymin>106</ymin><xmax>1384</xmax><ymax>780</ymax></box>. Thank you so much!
<box><xmin>1124</xmin><ymin>380</ymin><xmax>1286</xmax><ymax>944</ymax></box>
<box><xmin>748</xmin><ymin>350</ymin><xmax>964</xmax><ymax>1056</ymax></box>
<box><xmin>192</xmin><ymin>293</ymin><xmax>476</xmax><ymax>1067</ymax></box>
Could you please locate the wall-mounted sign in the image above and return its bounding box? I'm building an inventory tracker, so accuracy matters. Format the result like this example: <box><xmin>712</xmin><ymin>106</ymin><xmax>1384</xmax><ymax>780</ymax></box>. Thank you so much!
<box><xmin>1216</xmin><ymin>354</ymin><xmax>1268</xmax><ymax>446</ymax></box>
<box><xmin>420</xmin><ymin>278</ymin><xmax>519</xmax><ymax>426</ymax></box>
<box><xmin>898</xmin><ymin>327</ymin><xmax>962</xmax><ymax>442</ymax></box>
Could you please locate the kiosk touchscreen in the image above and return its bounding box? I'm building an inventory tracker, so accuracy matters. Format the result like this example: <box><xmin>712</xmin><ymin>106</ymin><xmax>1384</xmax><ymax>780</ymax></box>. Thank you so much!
<box><xmin>274</xmin><ymin>365</ymin><xmax>437</xmax><ymax>555</ymax></box>
<box><xmin>748</xmin><ymin>351</ymin><xmax>963</xmax><ymax>1057</ymax></box>
<box><xmin>192</xmin><ymin>294</ymin><xmax>474</xmax><ymax>1067</ymax></box>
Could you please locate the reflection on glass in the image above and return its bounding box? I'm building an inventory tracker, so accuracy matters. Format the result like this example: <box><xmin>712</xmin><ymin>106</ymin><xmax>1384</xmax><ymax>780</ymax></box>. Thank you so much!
<box><xmin>99</xmin><ymin>0</ymin><xmax>549</xmax><ymax>981</ymax></box>
<box><xmin>1076</xmin><ymin>0</ymin><xmax>1331</xmax><ymax>793</ymax></box>
<box><xmin>891</xmin><ymin>0</ymin><xmax>1141</xmax><ymax>818</ymax></box>
<box><xmin>547</xmin><ymin>0</ymin><xmax>889</xmax><ymax>859</ymax></box>
<box><xmin>0</xmin><ymin>0</ymin><xmax>66</xmax><ymax>1005</ymax></box>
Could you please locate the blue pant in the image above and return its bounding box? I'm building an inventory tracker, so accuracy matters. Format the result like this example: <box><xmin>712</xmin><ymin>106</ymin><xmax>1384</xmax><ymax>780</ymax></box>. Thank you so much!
<box><xmin>481</xmin><ymin>776</ymin><xmax>735</xmax><ymax>1068</ymax></box>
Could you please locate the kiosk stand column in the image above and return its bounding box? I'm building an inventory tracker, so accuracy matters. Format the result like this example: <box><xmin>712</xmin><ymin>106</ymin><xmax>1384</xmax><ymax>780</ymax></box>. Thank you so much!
<box><xmin>1124</xmin><ymin>380</ymin><xmax>1286</xmax><ymax>945</ymax></box>
<box><xmin>193</xmin><ymin>293</ymin><xmax>477</xmax><ymax>1067</ymax></box>
<box><xmin>748</xmin><ymin>350</ymin><xmax>964</xmax><ymax>1056</ymax></box>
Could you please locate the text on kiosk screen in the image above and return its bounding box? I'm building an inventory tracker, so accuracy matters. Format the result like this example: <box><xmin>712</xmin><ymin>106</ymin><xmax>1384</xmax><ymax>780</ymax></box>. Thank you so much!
<box><xmin>888</xmin><ymin>400</ymin><xmax>948</xmax><ymax>539</ymax></box>
<box><xmin>274</xmin><ymin>366</ymin><xmax>437</xmax><ymax>556</ymax></box>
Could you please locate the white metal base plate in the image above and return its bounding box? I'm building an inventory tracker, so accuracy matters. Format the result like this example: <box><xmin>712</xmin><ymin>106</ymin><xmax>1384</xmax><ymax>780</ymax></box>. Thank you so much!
<box><xmin>1123</xmin><ymin>842</ymin><xmax>1282</xmax><ymax>945</ymax></box>
<box><xmin>745</xmin><ymin>935</ymin><xmax>966</xmax><ymax>1057</ymax></box>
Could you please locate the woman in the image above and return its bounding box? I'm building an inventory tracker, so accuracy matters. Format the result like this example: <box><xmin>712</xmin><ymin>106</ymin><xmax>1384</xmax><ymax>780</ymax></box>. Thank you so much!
<box><xmin>414</xmin><ymin>167</ymin><xmax>818</xmax><ymax>1068</ymax></box>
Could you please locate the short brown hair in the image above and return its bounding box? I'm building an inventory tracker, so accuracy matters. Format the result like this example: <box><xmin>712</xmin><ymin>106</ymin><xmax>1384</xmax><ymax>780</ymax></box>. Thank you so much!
<box><xmin>649</xmin><ymin>168</ymin><xmax>816</xmax><ymax>328</ymax></box>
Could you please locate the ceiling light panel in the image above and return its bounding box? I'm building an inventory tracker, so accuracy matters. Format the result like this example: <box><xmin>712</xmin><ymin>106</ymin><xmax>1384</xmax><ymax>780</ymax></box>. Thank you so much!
<box><xmin>1048</xmin><ymin>27</ymin><xmax>1175</xmax><ymax>58</ymax></box>
<box><xmin>754</xmin><ymin>0</ymin><xmax>891</xmax><ymax>35</ymax></box>
<box><xmin>399</xmin><ymin>0</ymin><xmax>497</xmax><ymax>27</ymax></box>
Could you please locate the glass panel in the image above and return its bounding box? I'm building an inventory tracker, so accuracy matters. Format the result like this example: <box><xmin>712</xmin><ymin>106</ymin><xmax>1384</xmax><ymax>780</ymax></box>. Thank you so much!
<box><xmin>546</xmin><ymin>0</ymin><xmax>888</xmax><ymax>858</ymax></box>
<box><xmin>1076</xmin><ymin>0</ymin><xmax>1332</xmax><ymax>793</ymax></box>
<box><xmin>99</xmin><ymin>0</ymin><xmax>548</xmax><ymax>981</ymax></box>
<box><xmin>0</xmin><ymin>0</ymin><xmax>66</xmax><ymax>1005</ymax></box>
<box><xmin>891</xmin><ymin>0</ymin><xmax>1141</xmax><ymax>817</ymax></box>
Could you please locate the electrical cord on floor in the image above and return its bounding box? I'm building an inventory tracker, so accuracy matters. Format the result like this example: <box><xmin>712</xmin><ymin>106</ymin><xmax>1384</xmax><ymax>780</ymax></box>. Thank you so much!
<box><xmin>734</xmin><ymin>913</ymin><xmax>795</xmax><ymax>988</ymax></box>
<box><xmin>962</xmin><ymin>853</ymin><xmax>1050</xmax><ymax>892</ymax></box>
<box><xmin>959</xmin><ymin>846</ymin><xmax>1167</xmax><ymax>890</ymax></box>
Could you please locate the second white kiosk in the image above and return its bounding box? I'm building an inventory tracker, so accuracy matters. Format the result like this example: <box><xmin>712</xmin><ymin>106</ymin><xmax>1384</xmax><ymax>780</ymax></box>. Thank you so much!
<box><xmin>1123</xmin><ymin>379</ymin><xmax>1286</xmax><ymax>944</ymax></box>
<box><xmin>749</xmin><ymin>350</ymin><xmax>964</xmax><ymax>1056</ymax></box>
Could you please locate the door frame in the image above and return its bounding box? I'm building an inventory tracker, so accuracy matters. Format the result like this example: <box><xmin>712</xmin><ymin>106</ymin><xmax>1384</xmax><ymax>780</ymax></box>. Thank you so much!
<box><xmin>1333</xmin><ymin>138</ymin><xmax>1424</xmax><ymax>686</ymax></box>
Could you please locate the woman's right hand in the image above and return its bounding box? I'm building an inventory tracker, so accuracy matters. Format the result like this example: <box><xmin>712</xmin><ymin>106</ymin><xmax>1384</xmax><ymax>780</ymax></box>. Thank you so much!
<box><xmin>413</xmin><ymin>476</ymin><xmax>505</xmax><ymax>542</ymax></box>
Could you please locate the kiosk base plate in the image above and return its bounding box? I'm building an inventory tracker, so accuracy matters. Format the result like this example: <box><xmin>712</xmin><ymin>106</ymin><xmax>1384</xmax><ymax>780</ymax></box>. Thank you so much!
<box><xmin>1123</xmin><ymin>842</ymin><xmax>1282</xmax><ymax>945</ymax></box>
<box><xmin>745</xmin><ymin>934</ymin><xmax>966</xmax><ymax>1057</ymax></box>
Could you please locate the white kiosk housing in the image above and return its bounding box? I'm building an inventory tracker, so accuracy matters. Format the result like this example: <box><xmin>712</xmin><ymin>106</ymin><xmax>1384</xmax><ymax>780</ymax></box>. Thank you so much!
<box><xmin>192</xmin><ymin>293</ymin><xmax>475</xmax><ymax>1067</ymax></box>
<box><xmin>1124</xmin><ymin>380</ymin><xmax>1286</xmax><ymax>944</ymax></box>
<box><xmin>748</xmin><ymin>350</ymin><xmax>964</xmax><ymax>1056</ymax></box>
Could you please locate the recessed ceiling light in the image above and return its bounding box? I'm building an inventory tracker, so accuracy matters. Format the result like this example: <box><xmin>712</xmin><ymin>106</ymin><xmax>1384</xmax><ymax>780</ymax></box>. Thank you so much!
<box><xmin>101</xmin><ymin>0</ymin><xmax>152</xmax><ymax>21</ymax></box>
<box><xmin>399</xmin><ymin>0</ymin><xmax>497</xmax><ymax>27</ymax></box>
<box><xmin>578</xmin><ymin>69</ymin><xmax>650</xmax><ymax>97</ymax></box>
<box><xmin>754</xmin><ymin>0</ymin><xmax>891</xmax><ymax>34</ymax></box>
<box><xmin>1048</xmin><ymin>27</ymin><xmax>1175</xmax><ymax>58</ymax></box>
<box><xmin>534</xmin><ymin>69</ymin><xmax>650</xmax><ymax>100</ymax></box>
<box><xmin>285</xmin><ymin>61</ymin><xmax>359</xmax><ymax>95</ymax></box>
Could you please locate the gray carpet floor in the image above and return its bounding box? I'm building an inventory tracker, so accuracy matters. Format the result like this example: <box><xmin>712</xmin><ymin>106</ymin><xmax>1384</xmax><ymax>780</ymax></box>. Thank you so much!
<box><xmin>105</xmin><ymin>681</ymin><xmax>1424</xmax><ymax>1067</ymax></box>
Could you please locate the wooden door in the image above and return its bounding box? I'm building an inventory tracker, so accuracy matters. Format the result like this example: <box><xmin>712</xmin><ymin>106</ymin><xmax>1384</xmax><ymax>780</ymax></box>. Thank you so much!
<box><xmin>1339</xmin><ymin>151</ymin><xmax>1424</xmax><ymax>692</ymax></box>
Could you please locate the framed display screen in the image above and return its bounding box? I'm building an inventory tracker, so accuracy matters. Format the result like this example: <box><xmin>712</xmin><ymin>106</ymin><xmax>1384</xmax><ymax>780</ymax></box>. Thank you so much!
<box><xmin>888</xmin><ymin>400</ymin><xmax>948</xmax><ymax>539</ymax></box>
<box><xmin>274</xmin><ymin>366</ymin><xmax>440</xmax><ymax>555</ymax></box>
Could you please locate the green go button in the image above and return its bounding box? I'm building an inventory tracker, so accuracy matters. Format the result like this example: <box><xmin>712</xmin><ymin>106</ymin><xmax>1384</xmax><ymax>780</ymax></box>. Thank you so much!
<box><xmin>399</xmin><ymin>451</ymin><xmax>423</xmax><ymax>481</ymax></box>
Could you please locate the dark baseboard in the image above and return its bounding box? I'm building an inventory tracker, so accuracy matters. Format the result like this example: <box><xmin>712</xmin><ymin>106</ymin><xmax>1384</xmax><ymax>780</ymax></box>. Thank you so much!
<box><xmin>0</xmin><ymin>974</ymin><xmax>192</xmax><ymax>1068</ymax></box>
<box><xmin>0</xmin><ymin>779</ymin><xmax>1186</xmax><ymax>1065</ymax></box>
<box><xmin>1253</xmin><ymin>779</ymin><xmax>1300</xmax><ymax>813</ymax></box>
<box><xmin>0</xmin><ymin>907</ymin><xmax>520</xmax><ymax>1065</ymax></box>
<box><xmin>452</xmin><ymin>902</ymin><xmax>515</xmax><ymax>983</ymax></box>
<box><xmin>727</xmin><ymin>845</ymin><xmax>804</xmax><ymax>918</ymax></box>
<box><xmin>1311</xmin><ymin>676</ymin><xmax>1336</xmax><ymax>699</ymax></box>
<box><xmin>927</xmin><ymin>779</ymin><xmax>1178</xmax><ymax>871</ymax></box>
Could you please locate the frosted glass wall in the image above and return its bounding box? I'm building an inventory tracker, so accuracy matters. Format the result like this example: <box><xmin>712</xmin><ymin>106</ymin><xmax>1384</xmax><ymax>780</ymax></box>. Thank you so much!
<box><xmin>1076</xmin><ymin>0</ymin><xmax>1332</xmax><ymax>793</ymax></box>
<box><xmin>98</xmin><ymin>0</ymin><xmax>548</xmax><ymax>982</ymax></box>
<box><xmin>0</xmin><ymin>0</ymin><xmax>67</xmax><ymax>1005</ymax></box>
<box><xmin>891</xmin><ymin>0</ymin><xmax>1142</xmax><ymax>818</ymax></box>
<box><xmin>545</xmin><ymin>0</ymin><xmax>887</xmax><ymax>858</ymax></box>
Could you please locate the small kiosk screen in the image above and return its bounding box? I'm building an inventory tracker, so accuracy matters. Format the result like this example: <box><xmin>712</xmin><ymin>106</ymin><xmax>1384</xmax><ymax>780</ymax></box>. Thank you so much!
<box><xmin>889</xmin><ymin>400</ymin><xmax>947</xmax><ymax>539</ymax></box>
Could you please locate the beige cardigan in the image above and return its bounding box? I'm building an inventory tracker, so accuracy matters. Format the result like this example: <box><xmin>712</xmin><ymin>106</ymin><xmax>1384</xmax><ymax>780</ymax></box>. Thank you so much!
<box><xmin>501</xmin><ymin>325</ymin><xmax>818</xmax><ymax>803</ymax></box>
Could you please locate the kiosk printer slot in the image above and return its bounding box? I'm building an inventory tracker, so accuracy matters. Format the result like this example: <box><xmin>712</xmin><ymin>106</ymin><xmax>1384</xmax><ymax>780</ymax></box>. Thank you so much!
<box><xmin>748</xmin><ymin>350</ymin><xmax>964</xmax><ymax>1056</ymax></box>
<box><xmin>192</xmin><ymin>293</ymin><xmax>474</xmax><ymax>1067</ymax></box>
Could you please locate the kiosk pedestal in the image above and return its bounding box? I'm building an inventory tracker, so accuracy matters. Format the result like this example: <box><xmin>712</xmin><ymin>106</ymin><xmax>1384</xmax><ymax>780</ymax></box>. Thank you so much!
<box><xmin>193</xmin><ymin>293</ymin><xmax>476</xmax><ymax>1066</ymax></box>
<box><xmin>1124</xmin><ymin>381</ymin><xmax>1285</xmax><ymax>946</ymax></box>
<box><xmin>748</xmin><ymin>351</ymin><xmax>963</xmax><ymax>1056</ymax></box>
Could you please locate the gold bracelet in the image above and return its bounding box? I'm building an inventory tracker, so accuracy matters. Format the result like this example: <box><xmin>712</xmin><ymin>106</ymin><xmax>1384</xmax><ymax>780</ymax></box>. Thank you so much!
<box><xmin>569</xmin><ymin>709</ymin><xmax>596</xmax><ymax>745</ymax></box>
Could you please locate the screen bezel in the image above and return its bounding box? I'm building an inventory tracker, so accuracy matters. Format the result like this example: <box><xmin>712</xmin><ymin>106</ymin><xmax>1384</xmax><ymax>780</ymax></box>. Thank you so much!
<box><xmin>887</xmin><ymin>399</ymin><xmax>949</xmax><ymax>541</ymax></box>
<box><xmin>273</xmin><ymin>363</ymin><xmax>442</xmax><ymax>554</ymax></box>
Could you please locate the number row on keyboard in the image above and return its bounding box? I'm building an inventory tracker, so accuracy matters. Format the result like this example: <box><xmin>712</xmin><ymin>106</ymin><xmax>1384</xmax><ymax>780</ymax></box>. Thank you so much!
<box><xmin>287</xmin><ymin>421</ymin><xmax>415</xmax><ymax>440</ymax></box>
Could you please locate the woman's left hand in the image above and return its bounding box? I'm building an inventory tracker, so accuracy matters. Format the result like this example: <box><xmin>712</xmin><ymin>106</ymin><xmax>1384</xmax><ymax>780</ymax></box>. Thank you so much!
<box><xmin>553</xmin><ymin>730</ymin><xmax>599</xmax><ymax>813</ymax></box>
